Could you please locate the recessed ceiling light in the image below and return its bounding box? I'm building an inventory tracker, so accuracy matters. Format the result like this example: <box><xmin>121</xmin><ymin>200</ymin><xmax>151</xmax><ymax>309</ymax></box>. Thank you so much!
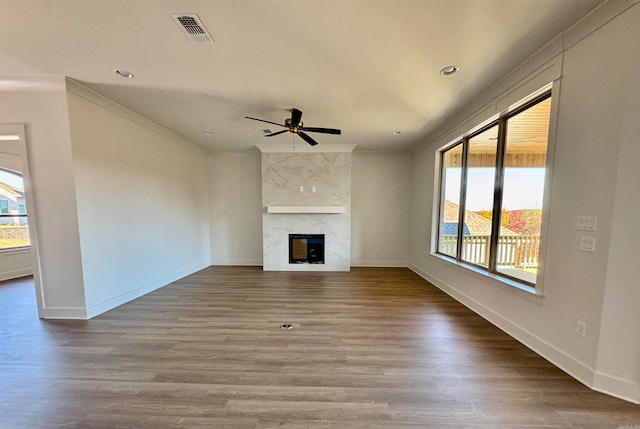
<box><xmin>392</xmin><ymin>131</ymin><xmax>402</xmax><ymax>135</ymax></box>
<box><xmin>114</xmin><ymin>69</ymin><xmax>134</xmax><ymax>79</ymax></box>
<box><xmin>202</xmin><ymin>130</ymin><xmax>213</xmax><ymax>135</ymax></box>
<box><xmin>439</xmin><ymin>65</ymin><xmax>459</xmax><ymax>76</ymax></box>
<box><xmin>0</xmin><ymin>135</ymin><xmax>20</xmax><ymax>141</ymax></box>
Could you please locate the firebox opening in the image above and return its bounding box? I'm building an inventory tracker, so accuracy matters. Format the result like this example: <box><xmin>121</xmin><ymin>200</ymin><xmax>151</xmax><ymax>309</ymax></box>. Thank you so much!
<box><xmin>289</xmin><ymin>234</ymin><xmax>325</xmax><ymax>264</ymax></box>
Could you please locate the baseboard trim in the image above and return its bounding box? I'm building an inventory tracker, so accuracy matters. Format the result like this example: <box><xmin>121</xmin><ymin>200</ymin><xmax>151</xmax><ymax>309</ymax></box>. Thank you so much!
<box><xmin>350</xmin><ymin>260</ymin><xmax>408</xmax><ymax>267</ymax></box>
<box><xmin>0</xmin><ymin>268</ymin><xmax>33</xmax><ymax>282</ymax></box>
<box><xmin>210</xmin><ymin>260</ymin><xmax>410</xmax><ymax>268</ymax></box>
<box><xmin>210</xmin><ymin>259</ymin><xmax>263</xmax><ymax>266</ymax></box>
<box><xmin>41</xmin><ymin>306</ymin><xmax>87</xmax><ymax>319</ymax></box>
<box><xmin>85</xmin><ymin>262</ymin><xmax>209</xmax><ymax>319</ymax></box>
<box><xmin>593</xmin><ymin>371</ymin><xmax>640</xmax><ymax>404</ymax></box>
<box><xmin>408</xmin><ymin>263</ymin><xmax>613</xmax><ymax>399</ymax></box>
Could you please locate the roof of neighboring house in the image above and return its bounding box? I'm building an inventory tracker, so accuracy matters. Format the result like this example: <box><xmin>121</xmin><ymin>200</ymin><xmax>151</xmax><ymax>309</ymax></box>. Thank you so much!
<box><xmin>0</xmin><ymin>182</ymin><xmax>24</xmax><ymax>199</ymax></box>
<box><xmin>442</xmin><ymin>200</ymin><xmax>519</xmax><ymax>236</ymax></box>
<box><xmin>441</xmin><ymin>223</ymin><xmax>470</xmax><ymax>236</ymax></box>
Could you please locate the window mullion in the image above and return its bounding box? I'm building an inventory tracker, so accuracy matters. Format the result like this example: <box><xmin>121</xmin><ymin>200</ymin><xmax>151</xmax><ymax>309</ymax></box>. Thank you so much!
<box><xmin>456</xmin><ymin>138</ymin><xmax>469</xmax><ymax>261</ymax></box>
<box><xmin>489</xmin><ymin>118</ymin><xmax>507</xmax><ymax>272</ymax></box>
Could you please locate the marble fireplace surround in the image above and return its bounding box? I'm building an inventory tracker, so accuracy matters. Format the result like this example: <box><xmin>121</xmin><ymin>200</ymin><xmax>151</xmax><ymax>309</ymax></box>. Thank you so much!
<box><xmin>257</xmin><ymin>143</ymin><xmax>356</xmax><ymax>271</ymax></box>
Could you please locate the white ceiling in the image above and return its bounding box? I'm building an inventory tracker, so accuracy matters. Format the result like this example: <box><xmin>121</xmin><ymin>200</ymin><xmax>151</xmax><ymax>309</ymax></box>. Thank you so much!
<box><xmin>0</xmin><ymin>0</ymin><xmax>603</xmax><ymax>152</ymax></box>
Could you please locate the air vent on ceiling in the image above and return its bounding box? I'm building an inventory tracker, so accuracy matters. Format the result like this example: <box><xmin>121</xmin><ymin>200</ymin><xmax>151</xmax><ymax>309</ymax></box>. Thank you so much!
<box><xmin>171</xmin><ymin>14</ymin><xmax>213</xmax><ymax>42</ymax></box>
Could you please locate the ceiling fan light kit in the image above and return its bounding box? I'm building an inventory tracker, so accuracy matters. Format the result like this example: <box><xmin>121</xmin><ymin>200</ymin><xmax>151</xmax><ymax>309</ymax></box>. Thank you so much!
<box><xmin>245</xmin><ymin>108</ymin><xmax>341</xmax><ymax>146</ymax></box>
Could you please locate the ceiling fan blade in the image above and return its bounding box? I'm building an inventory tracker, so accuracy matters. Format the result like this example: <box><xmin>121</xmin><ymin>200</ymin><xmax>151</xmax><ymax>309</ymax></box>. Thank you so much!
<box><xmin>303</xmin><ymin>127</ymin><xmax>341</xmax><ymax>135</ymax></box>
<box><xmin>265</xmin><ymin>129</ymin><xmax>289</xmax><ymax>137</ymax></box>
<box><xmin>244</xmin><ymin>116</ymin><xmax>286</xmax><ymax>127</ymax></box>
<box><xmin>297</xmin><ymin>131</ymin><xmax>318</xmax><ymax>146</ymax></box>
<box><xmin>291</xmin><ymin>108</ymin><xmax>303</xmax><ymax>127</ymax></box>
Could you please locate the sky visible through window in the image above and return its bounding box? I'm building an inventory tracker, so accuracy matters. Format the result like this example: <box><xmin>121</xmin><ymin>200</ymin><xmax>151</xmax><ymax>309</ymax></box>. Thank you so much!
<box><xmin>0</xmin><ymin>169</ymin><xmax>24</xmax><ymax>188</ymax></box>
<box><xmin>446</xmin><ymin>168</ymin><xmax>545</xmax><ymax>211</ymax></box>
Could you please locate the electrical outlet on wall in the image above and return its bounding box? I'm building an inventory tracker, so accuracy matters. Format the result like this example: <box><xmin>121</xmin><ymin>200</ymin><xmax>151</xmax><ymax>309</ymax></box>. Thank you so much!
<box><xmin>580</xmin><ymin>236</ymin><xmax>596</xmax><ymax>252</ymax></box>
<box><xmin>576</xmin><ymin>320</ymin><xmax>587</xmax><ymax>337</ymax></box>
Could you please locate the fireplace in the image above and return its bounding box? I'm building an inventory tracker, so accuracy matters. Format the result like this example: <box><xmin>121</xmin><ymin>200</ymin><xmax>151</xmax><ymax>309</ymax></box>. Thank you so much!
<box><xmin>259</xmin><ymin>147</ymin><xmax>354</xmax><ymax>271</ymax></box>
<box><xmin>289</xmin><ymin>234</ymin><xmax>325</xmax><ymax>264</ymax></box>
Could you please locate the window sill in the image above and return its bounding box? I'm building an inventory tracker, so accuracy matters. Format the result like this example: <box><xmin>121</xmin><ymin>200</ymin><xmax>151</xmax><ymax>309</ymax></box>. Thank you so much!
<box><xmin>430</xmin><ymin>253</ymin><xmax>544</xmax><ymax>304</ymax></box>
<box><xmin>0</xmin><ymin>246</ymin><xmax>31</xmax><ymax>255</ymax></box>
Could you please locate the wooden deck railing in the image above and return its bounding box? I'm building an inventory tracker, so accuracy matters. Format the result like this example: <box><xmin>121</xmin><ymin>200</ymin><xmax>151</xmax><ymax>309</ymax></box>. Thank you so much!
<box><xmin>439</xmin><ymin>235</ymin><xmax>540</xmax><ymax>269</ymax></box>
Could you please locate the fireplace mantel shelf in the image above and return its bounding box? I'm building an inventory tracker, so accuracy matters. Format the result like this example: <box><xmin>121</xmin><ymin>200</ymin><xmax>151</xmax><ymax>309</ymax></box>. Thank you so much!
<box><xmin>267</xmin><ymin>205</ymin><xmax>345</xmax><ymax>214</ymax></box>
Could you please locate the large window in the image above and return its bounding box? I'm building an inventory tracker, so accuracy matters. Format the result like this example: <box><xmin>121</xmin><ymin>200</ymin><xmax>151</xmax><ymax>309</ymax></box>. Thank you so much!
<box><xmin>436</xmin><ymin>91</ymin><xmax>552</xmax><ymax>287</ymax></box>
<box><xmin>0</xmin><ymin>169</ymin><xmax>30</xmax><ymax>250</ymax></box>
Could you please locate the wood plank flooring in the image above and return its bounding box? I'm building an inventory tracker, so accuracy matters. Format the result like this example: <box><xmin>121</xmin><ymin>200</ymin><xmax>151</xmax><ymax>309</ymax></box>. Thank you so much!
<box><xmin>1</xmin><ymin>266</ymin><xmax>638</xmax><ymax>428</ymax></box>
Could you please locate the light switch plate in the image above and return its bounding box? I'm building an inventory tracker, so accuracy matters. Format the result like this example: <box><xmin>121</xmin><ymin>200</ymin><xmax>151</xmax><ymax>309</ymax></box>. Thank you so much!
<box><xmin>577</xmin><ymin>216</ymin><xmax>597</xmax><ymax>231</ymax></box>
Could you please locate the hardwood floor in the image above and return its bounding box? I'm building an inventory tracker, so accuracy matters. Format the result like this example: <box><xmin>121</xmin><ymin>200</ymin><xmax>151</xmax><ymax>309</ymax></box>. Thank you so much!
<box><xmin>1</xmin><ymin>267</ymin><xmax>638</xmax><ymax>428</ymax></box>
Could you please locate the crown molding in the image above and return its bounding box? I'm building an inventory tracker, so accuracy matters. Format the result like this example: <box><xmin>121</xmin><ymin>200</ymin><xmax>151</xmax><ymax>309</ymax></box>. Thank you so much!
<box><xmin>0</xmin><ymin>76</ymin><xmax>66</xmax><ymax>91</ymax></box>
<box><xmin>64</xmin><ymin>77</ymin><xmax>208</xmax><ymax>156</ymax></box>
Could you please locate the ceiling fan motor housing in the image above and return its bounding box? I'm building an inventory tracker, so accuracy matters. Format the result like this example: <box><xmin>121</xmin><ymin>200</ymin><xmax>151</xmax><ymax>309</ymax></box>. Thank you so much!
<box><xmin>285</xmin><ymin>118</ymin><xmax>302</xmax><ymax>131</ymax></box>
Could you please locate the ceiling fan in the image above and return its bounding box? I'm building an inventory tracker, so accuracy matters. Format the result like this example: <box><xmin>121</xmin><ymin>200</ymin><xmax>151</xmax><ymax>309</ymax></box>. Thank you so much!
<box><xmin>244</xmin><ymin>108</ymin><xmax>341</xmax><ymax>146</ymax></box>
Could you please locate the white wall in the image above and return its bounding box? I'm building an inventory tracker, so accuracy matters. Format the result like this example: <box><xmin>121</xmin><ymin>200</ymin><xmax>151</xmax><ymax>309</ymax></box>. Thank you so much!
<box><xmin>0</xmin><ymin>78</ymin><xmax>87</xmax><ymax>318</ymax></box>
<box><xmin>208</xmin><ymin>150</ymin><xmax>263</xmax><ymax>265</ymax></box>
<box><xmin>595</xmin><ymin>21</ymin><xmax>640</xmax><ymax>399</ymax></box>
<box><xmin>67</xmin><ymin>81</ymin><xmax>211</xmax><ymax>318</ymax></box>
<box><xmin>408</xmin><ymin>0</ymin><xmax>640</xmax><ymax>403</ymax></box>
<box><xmin>352</xmin><ymin>151</ymin><xmax>411</xmax><ymax>266</ymax></box>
